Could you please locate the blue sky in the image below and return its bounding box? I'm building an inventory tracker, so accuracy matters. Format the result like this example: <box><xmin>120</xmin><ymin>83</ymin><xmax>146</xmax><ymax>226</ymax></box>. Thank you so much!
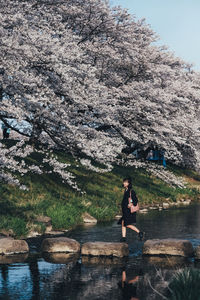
<box><xmin>110</xmin><ymin>0</ymin><xmax>200</xmax><ymax>71</ymax></box>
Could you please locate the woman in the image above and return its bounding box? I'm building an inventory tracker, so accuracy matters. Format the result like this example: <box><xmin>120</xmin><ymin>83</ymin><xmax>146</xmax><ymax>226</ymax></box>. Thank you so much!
<box><xmin>118</xmin><ymin>177</ymin><xmax>144</xmax><ymax>242</ymax></box>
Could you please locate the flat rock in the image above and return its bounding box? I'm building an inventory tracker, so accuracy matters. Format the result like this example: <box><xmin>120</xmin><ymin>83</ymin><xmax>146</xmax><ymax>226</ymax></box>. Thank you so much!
<box><xmin>149</xmin><ymin>206</ymin><xmax>158</xmax><ymax>210</ymax></box>
<box><xmin>81</xmin><ymin>242</ymin><xmax>129</xmax><ymax>257</ymax></box>
<box><xmin>162</xmin><ymin>202</ymin><xmax>170</xmax><ymax>209</ymax></box>
<box><xmin>27</xmin><ymin>231</ymin><xmax>42</xmax><ymax>238</ymax></box>
<box><xmin>41</xmin><ymin>237</ymin><xmax>80</xmax><ymax>253</ymax></box>
<box><xmin>45</xmin><ymin>230</ymin><xmax>66</xmax><ymax>235</ymax></box>
<box><xmin>0</xmin><ymin>238</ymin><xmax>29</xmax><ymax>255</ymax></box>
<box><xmin>143</xmin><ymin>239</ymin><xmax>194</xmax><ymax>257</ymax></box>
<box><xmin>82</xmin><ymin>212</ymin><xmax>97</xmax><ymax>224</ymax></box>
<box><xmin>139</xmin><ymin>208</ymin><xmax>148</xmax><ymax>214</ymax></box>
<box><xmin>36</xmin><ymin>215</ymin><xmax>51</xmax><ymax>224</ymax></box>
<box><xmin>114</xmin><ymin>215</ymin><xmax>122</xmax><ymax>220</ymax></box>
<box><xmin>182</xmin><ymin>200</ymin><xmax>191</xmax><ymax>205</ymax></box>
<box><xmin>195</xmin><ymin>245</ymin><xmax>200</xmax><ymax>260</ymax></box>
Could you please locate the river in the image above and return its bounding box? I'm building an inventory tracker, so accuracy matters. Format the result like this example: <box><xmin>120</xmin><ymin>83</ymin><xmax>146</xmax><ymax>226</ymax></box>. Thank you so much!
<box><xmin>0</xmin><ymin>203</ymin><xmax>200</xmax><ymax>300</ymax></box>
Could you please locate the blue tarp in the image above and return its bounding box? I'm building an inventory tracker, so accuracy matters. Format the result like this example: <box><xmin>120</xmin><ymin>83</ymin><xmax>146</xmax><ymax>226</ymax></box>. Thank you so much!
<box><xmin>147</xmin><ymin>149</ymin><xmax>166</xmax><ymax>167</ymax></box>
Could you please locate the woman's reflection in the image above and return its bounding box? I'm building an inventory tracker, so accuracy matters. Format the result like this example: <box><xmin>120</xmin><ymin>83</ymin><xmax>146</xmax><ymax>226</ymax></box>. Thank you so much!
<box><xmin>29</xmin><ymin>260</ymin><xmax>40</xmax><ymax>300</ymax></box>
<box><xmin>118</xmin><ymin>267</ymin><xmax>142</xmax><ymax>300</ymax></box>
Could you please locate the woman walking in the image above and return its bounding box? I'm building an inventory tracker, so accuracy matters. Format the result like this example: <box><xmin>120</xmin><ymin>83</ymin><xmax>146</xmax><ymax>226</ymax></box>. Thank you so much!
<box><xmin>118</xmin><ymin>177</ymin><xmax>144</xmax><ymax>242</ymax></box>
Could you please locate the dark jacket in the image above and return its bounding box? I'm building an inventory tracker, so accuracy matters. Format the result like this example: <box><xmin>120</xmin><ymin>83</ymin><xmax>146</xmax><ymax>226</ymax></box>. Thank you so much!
<box><xmin>117</xmin><ymin>187</ymin><xmax>138</xmax><ymax>226</ymax></box>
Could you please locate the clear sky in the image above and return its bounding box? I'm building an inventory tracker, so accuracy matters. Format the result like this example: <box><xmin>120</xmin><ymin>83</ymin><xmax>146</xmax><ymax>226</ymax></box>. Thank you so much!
<box><xmin>110</xmin><ymin>0</ymin><xmax>200</xmax><ymax>71</ymax></box>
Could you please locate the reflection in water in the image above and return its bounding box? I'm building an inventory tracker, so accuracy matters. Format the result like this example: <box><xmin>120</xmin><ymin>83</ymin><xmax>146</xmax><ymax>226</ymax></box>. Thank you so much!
<box><xmin>29</xmin><ymin>261</ymin><xmax>40</xmax><ymax>300</ymax></box>
<box><xmin>0</xmin><ymin>253</ymin><xmax>28</xmax><ymax>265</ymax></box>
<box><xmin>81</xmin><ymin>255</ymin><xmax>128</xmax><ymax>266</ymax></box>
<box><xmin>142</xmin><ymin>255</ymin><xmax>192</xmax><ymax>269</ymax></box>
<box><xmin>1</xmin><ymin>265</ymin><xmax>9</xmax><ymax>299</ymax></box>
<box><xmin>0</xmin><ymin>204</ymin><xmax>200</xmax><ymax>299</ymax></box>
<box><xmin>43</xmin><ymin>252</ymin><xmax>80</xmax><ymax>264</ymax></box>
<box><xmin>1</xmin><ymin>265</ymin><xmax>8</xmax><ymax>282</ymax></box>
<box><xmin>118</xmin><ymin>267</ymin><xmax>141</xmax><ymax>300</ymax></box>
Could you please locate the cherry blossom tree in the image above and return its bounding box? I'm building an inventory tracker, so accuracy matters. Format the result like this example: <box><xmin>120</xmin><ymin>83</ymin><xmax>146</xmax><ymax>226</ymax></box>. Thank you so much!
<box><xmin>0</xmin><ymin>0</ymin><xmax>200</xmax><ymax>190</ymax></box>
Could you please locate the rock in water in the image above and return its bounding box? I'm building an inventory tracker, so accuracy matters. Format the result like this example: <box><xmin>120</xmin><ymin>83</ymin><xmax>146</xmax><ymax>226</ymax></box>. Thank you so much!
<box><xmin>143</xmin><ymin>239</ymin><xmax>194</xmax><ymax>257</ymax></box>
<box><xmin>82</xmin><ymin>212</ymin><xmax>97</xmax><ymax>224</ymax></box>
<box><xmin>41</xmin><ymin>237</ymin><xmax>80</xmax><ymax>253</ymax></box>
<box><xmin>81</xmin><ymin>242</ymin><xmax>129</xmax><ymax>257</ymax></box>
<box><xmin>0</xmin><ymin>238</ymin><xmax>29</xmax><ymax>255</ymax></box>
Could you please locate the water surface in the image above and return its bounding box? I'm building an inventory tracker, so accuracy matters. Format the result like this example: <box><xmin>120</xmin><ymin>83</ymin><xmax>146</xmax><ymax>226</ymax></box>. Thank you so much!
<box><xmin>0</xmin><ymin>203</ymin><xmax>200</xmax><ymax>300</ymax></box>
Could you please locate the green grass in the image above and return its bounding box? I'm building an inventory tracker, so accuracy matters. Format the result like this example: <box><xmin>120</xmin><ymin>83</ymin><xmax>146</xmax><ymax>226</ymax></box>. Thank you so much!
<box><xmin>0</xmin><ymin>216</ymin><xmax>28</xmax><ymax>238</ymax></box>
<box><xmin>0</xmin><ymin>141</ymin><xmax>200</xmax><ymax>237</ymax></box>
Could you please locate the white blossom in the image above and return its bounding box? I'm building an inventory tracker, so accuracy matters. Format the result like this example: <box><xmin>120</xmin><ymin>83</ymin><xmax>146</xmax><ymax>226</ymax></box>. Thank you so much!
<box><xmin>0</xmin><ymin>0</ymin><xmax>199</xmax><ymax>190</ymax></box>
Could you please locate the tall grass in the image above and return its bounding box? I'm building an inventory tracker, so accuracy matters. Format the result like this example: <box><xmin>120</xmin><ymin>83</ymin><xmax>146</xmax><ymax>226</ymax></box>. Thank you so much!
<box><xmin>168</xmin><ymin>268</ymin><xmax>200</xmax><ymax>300</ymax></box>
<box><xmin>0</xmin><ymin>216</ymin><xmax>28</xmax><ymax>238</ymax></box>
<box><xmin>47</xmin><ymin>203</ymin><xmax>84</xmax><ymax>230</ymax></box>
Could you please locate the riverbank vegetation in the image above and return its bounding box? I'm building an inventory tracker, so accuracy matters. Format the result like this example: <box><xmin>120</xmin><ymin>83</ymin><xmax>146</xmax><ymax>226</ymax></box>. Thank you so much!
<box><xmin>0</xmin><ymin>142</ymin><xmax>200</xmax><ymax>237</ymax></box>
<box><xmin>168</xmin><ymin>268</ymin><xmax>200</xmax><ymax>300</ymax></box>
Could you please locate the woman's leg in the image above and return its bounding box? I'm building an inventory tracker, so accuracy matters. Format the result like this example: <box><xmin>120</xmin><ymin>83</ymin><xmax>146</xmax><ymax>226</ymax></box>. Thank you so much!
<box><xmin>126</xmin><ymin>224</ymin><xmax>140</xmax><ymax>233</ymax></box>
<box><xmin>122</xmin><ymin>219</ymin><xmax>126</xmax><ymax>237</ymax></box>
<box><xmin>127</xmin><ymin>224</ymin><xmax>145</xmax><ymax>240</ymax></box>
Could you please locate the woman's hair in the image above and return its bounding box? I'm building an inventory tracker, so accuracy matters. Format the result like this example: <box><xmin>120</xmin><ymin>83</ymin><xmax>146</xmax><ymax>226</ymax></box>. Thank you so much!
<box><xmin>123</xmin><ymin>177</ymin><xmax>132</xmax><ymax>189</ymax></box>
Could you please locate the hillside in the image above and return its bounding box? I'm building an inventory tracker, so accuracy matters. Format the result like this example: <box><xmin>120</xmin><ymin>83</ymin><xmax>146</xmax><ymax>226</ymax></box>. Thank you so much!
<box><xmin>0</xmin><ymin>141</ymin><xmax>200</xmax><ymax>237</ymax></box>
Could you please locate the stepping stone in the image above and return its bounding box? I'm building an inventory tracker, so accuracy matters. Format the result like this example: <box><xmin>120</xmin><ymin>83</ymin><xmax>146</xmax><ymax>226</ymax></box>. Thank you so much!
<box><xmin>81</xmin><ymin>241</ymin><xmax>129</xmax><ymax>257</ymax></box>
<box><xmin>0</xmin><ymin>238</ymin><xmax>29</xmax><ymax>255</ymax></box>
<box><xmin>143</xmin><ymin>239</ymin><xmax>194</xmax><ymax>257</ymax></box>
<box><xmin>41</xmin><ymin>237</ymin><xmax>80</xmax><ymax>253</ymax></box>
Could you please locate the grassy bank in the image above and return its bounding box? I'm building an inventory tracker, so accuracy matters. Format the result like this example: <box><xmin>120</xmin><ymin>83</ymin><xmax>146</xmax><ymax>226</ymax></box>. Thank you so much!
<box><xmin>0</xmin><ymin>141</ymin><xmax>200</xmax><ymax>237</ymax></box>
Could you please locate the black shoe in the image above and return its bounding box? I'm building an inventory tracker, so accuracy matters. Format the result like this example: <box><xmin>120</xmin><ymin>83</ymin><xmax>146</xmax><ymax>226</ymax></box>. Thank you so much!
<box><xmin>120</xmin><ymin>237</ymin><xmax>127</xmax><ymax>242</ymax></box>
<box><xmin>138</xmin><ymin>231</ymin><xmax>145</xmax><ymax>241</ymax></box>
